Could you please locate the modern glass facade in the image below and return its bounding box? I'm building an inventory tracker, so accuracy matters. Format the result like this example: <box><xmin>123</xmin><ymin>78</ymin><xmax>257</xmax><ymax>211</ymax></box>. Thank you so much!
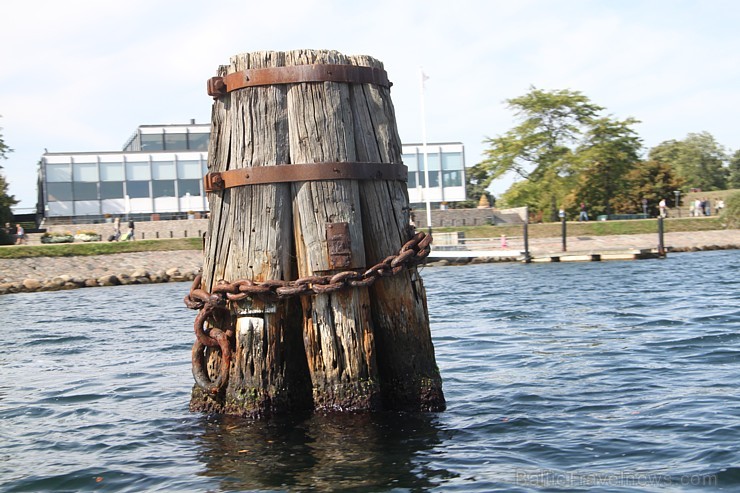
<box><xmin>39</xmin><ymin>124</ymin><xmax>466</xmax><ymax>222</ymax></box>
<box><xmin>122</xmin><ymin>123</ymin><xmax>210</xmax><ymax>152</ymax></box>
<box><xmin>402</xmin><ymin>142</ymin><xmax>466</xmax><ymax>207</ymax></box>
<box><xmin>42</xmin><ymin>151</ymin><xmax>208</xmax><ymax>221</ymax></box>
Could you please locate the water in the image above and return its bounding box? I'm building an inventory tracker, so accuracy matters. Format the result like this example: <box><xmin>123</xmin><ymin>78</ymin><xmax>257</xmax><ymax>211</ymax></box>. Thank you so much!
<box><xmin>1</xmin><ymin>250</ymin><xmax>739</xmax><ymax>492</ymax></box>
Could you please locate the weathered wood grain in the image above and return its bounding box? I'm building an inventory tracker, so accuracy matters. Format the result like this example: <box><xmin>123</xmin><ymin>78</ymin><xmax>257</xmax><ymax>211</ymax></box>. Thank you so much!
<box><xmin>191</xmin><ymin>49</ymin><xmax>444</xmax><ymax>415</ymax></box>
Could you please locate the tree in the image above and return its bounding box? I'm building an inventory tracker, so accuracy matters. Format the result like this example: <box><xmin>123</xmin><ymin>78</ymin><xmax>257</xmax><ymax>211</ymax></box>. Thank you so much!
<box><xmin>0</xmin><ymin>117</ymin><xmax>18</xmax><ymax>244</ymax></box>
<box><xmin>729</xmin><ymin>150</ymin><xmax>740</xmax><ymax>190</ymax></box>
<box><xmin>568</xmin><ymin>116</ymin><xmax>643</xmax><ymax>217</ymax></box>
<box><xmin>479</xmin><ymin>87</ymin><xmax>603</xmax><ymax>220</ymax></box>
<box><xmin>611</xmin><ymin>160</ymin><xmax>684</xmax><ymax>217</ymax></box>
<box><xmin>479</xmin><ymin>87</ymin><xmax>647</xmax><ymax>221</ymax></box>
<box><xmin>648</xmin><ymin>132</ymin><xmax>728</xmax><ymax>191</ymax></box>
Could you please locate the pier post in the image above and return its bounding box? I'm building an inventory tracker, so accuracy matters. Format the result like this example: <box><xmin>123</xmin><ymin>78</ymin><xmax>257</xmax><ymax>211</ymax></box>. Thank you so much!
<box><xmin>561</xmin><ymin>214</ymin><xmax>567</xmax><ymax>252</ymax></box>
<box><xmin>657</xmin><ymin>216</ymin><xmax>665</xmax><ymax>257</ymax></box>
<box><xmin>188</xmin><ymin>49</ymin><xmax>445</xmax><ymax>416</ymax></box>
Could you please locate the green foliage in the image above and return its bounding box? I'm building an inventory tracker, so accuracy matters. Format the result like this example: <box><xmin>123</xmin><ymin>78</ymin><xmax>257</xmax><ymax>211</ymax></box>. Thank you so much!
<box><xmin>729</xmin><ymin>150</ymin><xmax>740</xmax><ymax>189</ymax></box>
<box><xmin>480</xmin><ymin>87</ymin><xmax>602</xmax><ymax>184</ymax></box>
<box><xmin>0</xmin><ymin>119</ymin><xmax>17</xmax><ymax>229</ymax></box>
<box><xmin>648</xmin><ymin>132</ymin><xmax>728</xmax><ymax>191</ymax></box>
<box><xmin>0</xmin><ymin>116</ymin><xmax>11</xmax><ymax>163</ymax></box>
<box><xmin>568</xmin><ymin>116</ymin><xmax>643</xmax><ymax>217</ymax></box>
<box><xmin>723</xmin><ymin>191</ymin><xmax>740</xmax><ymax>228</ymax></box>
<box><xmin>611</xmin><ymin>160</ymin><xmax>685</xmax><ymax>216</ymax></box>
<box><xmin>480</xmin><ymin>87</ymin><xmax>643</xmax><ymax>221</ymax></box>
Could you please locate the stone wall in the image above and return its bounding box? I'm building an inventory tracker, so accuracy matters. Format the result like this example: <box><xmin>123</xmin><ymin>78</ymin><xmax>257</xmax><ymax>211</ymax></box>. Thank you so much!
<box><xmin>45</xmin><ymin>218</ymin><xmax>209</xmax><ymax>241</ymax></box>
<box><xmin>414</xmin><ymin>207</ymin><xmax>526</xmax><ymax>228</ymax></box>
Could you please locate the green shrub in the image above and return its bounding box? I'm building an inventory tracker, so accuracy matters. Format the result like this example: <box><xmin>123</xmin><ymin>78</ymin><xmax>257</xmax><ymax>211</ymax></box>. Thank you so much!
<box><xmin>723</xmin><ymin>192</ymin><xmax>740</xmax><ymax>228</ymax></box>
<box><xmin>40</xmin><ymin>231</ymin><xmax>74</xmax><ymax>244</ymax></box>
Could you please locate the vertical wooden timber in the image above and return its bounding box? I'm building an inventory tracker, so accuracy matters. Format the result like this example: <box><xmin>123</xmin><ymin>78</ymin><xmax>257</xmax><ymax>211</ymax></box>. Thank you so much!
<box><xmin>346</xmin><ymin>55</ymin><xmax>445</xmax><ymax>411</ymax></box>
<box><xmin>191</xmin><ymin>49</ymin><xmax>444</xmax><ymax>416</ymax></box>
<box><xmin>285</xmin><ymin>50</ymin><xmax>381</xmax><ymax>411</ymax></box>
<box><xmin>192</xmin><ymin>51</ymin><xmax>312</xmax><ymax>417</ymax></box>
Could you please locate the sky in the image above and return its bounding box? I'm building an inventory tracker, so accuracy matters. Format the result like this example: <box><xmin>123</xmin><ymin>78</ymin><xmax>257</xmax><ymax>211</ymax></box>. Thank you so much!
<box><xmin>1</xmin><ymin>0</ymin><xmax>739</xmax><ymax>210</ymax></box>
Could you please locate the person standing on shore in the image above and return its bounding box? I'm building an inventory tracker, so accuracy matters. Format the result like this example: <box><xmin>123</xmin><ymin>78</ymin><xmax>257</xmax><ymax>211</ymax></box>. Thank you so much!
<box><xmin>659</xmin><ymin>199</ymin><xmax>667</xmax><ymax>218</ymax></box>
<box><xmin>716</xmin><ymin>198</ymin><xmax>725</xmax><ymax>215</ymax></box>
<box><xmin>579</xmin><ymin>203</ymin><xmax>589</xmax><ymax>221</ymax></box>
<box><xmin>126</xmin><ymin>219</ymin><xmax>135</xmax><ymax>241</ymax></box>
<box><xmin>15</xmin><ymin>224</ymin><xmax>25</xmax><ymax>245</ymax></box>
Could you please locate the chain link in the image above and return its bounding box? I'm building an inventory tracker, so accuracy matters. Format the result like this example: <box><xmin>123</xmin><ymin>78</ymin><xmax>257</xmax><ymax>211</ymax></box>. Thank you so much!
<box><xmin>185</xmin><ymin>231</ymin><xmax>432</xmax><ymax>393</ymax></box>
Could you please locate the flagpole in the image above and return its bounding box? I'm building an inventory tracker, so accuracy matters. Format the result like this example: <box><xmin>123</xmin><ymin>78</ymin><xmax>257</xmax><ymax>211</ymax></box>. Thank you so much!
<box><xmin>420</xmin><ymin>68</ymin><xmax>432</xmax><ymax>234</ymax></box>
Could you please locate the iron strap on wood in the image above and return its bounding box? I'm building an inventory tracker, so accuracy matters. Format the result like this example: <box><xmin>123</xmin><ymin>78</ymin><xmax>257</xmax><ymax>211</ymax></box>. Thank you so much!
<box><xmin>207</xmin><ymin>64</ymin><xmax>392</xmax><ymax>99</ymax></box>
<box><xmin>204</xmin><ymin>161</ymin><xmax>407</xmax><ymax>192</ymax></box>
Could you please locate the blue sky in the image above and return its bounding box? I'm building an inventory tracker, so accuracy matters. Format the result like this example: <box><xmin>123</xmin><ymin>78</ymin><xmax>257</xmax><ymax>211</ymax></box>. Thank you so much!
<box><xmin>1</xmin><ymin>0</ymin><xmax>739</xmax><ymax>209</ymax></box>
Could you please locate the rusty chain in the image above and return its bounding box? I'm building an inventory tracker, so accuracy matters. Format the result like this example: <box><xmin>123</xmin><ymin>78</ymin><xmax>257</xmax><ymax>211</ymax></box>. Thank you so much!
<box><xmin>185</xmin><ymin>231</ymin><xmax>432</xmax><ymax>393</ymax></box>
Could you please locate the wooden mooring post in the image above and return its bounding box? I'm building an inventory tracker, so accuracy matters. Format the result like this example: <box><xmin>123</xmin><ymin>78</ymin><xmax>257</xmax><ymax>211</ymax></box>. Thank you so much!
<box><xmin>186</xmin><ymin>49</ymin><xmax>445</xmax><ymax>417</ymax></box>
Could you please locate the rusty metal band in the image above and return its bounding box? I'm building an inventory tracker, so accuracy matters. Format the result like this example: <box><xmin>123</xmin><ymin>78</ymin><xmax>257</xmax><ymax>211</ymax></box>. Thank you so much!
<box><xmin>208</xmin><ymin>64</ymin><xmax>391</xmax><ymax>98</ymax></box>
<box><xmin>204</xmin><ymin>162</ymin><xmax>407</xmax><ymax>193</ymax></box>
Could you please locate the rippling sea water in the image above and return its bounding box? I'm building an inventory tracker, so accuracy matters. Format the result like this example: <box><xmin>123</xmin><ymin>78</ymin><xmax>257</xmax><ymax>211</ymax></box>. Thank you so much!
<box><xmin>1</xmin><ymin>250</ymin><xmax>739</xmax><ymax>492</ymax></box>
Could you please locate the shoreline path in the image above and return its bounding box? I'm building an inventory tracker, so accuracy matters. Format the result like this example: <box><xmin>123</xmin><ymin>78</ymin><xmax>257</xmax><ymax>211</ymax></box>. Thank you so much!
<box><xmin>0</xmin><ymin>230</ymin><xmax>738</xmax><ymax>288</ymax></box>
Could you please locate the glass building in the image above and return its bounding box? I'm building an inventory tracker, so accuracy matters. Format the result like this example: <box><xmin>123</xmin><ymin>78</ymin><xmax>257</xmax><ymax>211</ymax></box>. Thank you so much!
<box><xmin>40</xmin><ymin>123</ymin><xmax>210</xmax><ymax>223</ymax></box>
<box><xmin>402</xmin><ymin>142</ymin><xmax>466</xmax><ymax>208</ymax></box>
<box><xmin>39</xmin><ymin>124</ymin><xmax>466</xmax><ymax>223</ymax></box>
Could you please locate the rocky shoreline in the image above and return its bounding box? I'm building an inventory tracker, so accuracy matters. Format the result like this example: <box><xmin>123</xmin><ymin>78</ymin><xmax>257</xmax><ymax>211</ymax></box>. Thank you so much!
<box><xmin>0</xmin><ymin>250</ymin><xmax>202</xmax><ymax>296</ymax></box>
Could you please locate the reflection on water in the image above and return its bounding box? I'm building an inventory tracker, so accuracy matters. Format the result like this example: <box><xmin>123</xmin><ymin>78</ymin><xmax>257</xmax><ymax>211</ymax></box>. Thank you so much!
<box><xmin>196</xmin><ymin>411</ymin><xmax>455</xmax><ymax>491</ymax></box>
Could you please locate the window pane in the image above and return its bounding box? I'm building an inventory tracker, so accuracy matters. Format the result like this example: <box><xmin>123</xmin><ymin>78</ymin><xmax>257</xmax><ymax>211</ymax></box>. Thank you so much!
<box><xmin>100</xmin><ymin>162</ymin><xmax>124</xmax><ymax>181</ymax></box>
<box><xmin>402</xmin><ymin>153</ymin><xmax>419</xmax><ymax>172</ymax></box>
<box><xmin>426</xmin><ymin>153</ymin><xmax>441</xmax><ymax>171</ymax></box>
<box><xmin>164</xmin><ymin>133</ymin><xmax>187</xmax><ymax>151</ymax></box>
<box><xmin>47</xmin><ymin>164</ymin><xmax>72</xmax><ymax>182</ymax></box>
<box><xmin>187</xmin><ymin>132</ymin><xmax>209</xmax><ymax>151</ymax></box>
<box><xmin>442</xmin><ymin>170</ymin><xmax>462</xmax><ymax>187</ymax></box>
<box><xmin>428</xmin><ymin>171</ymin><xmax>440</xmax><ymax>188</ymax></box>
<box><xmin>141</xmin><ymin>134</ymin><xmax>163</xmax><ymax>151</ymax></box>
<box><xmin>417</xmin><ymin>171</ymin><xmax>426</xmax><ymax>188</ymax></box>
<box><xmin>100</xmin><ymin>181</ymin><xmax>123</xmax><ymax>199</ymax></box>
<box><xmin>47</xmin><ymin>182</ymin><xmax>73</xmax><ymax>201</ymax></box>
<box><xmin>408</xmin><ymin>171</ymin><xmax>417</xmax><ymax>189</ymax></box>
<box><xmin>177</xmin><ymin>160</ymin><xmax>201</xmax><ymax>179</ymax></box>
<box><xmin>442</xmin><ymin>152</ymin><xmax>463</xmax><ymax>170</ymax></box>
<box><xmin>73</xmin><ymin>163</ymin><xmax>98</xmax><ymax>182</ymax></box>
<box><xmin>152</xmin><ymin>180</ymin><xmax>176</xmax><ymax>197</ymax></box>
<box><xmin>178</xmin><ymin>179</ymin><xmax>201</xmax><ymax>196</ymax></box>
<box><xmin>152</xmin><ymin>161</ymin><xmax>176</xmax><ymax>179</ymax></box>
<box><xmin>126</xmin><ymin>181</ymin><xmax>150</xmax><ymax>198</ymax></box>
<box><xmin>73</xmin><ymin>182</ymin><xmax>98</xmax><ymax>200</ymax></box>
<box><xmin>126</xmin><ymin>161</ymin><xmax>150</xmax><ymax>180</ymax></box>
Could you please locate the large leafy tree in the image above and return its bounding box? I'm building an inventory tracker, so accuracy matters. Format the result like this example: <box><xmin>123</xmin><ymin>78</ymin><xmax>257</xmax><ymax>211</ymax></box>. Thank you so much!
<box><xmin>0</xmin><ymin>117</ymin><xmax>18</xmax><ymax>242</ymax></box>
<box><xmin>648</xmin><ymin>132</ymin><xmax>728</xmax><ymax>191</ymax></box>
<box><xmin>568</xmin><ymin>116</ymin><xmax>643</xmax><ymax>217</ymax></box>
<box><xmin>479</xmin><ymin>87</ymin><xmax>645</xmax><ymax>221</ymax></box>
<box><xmin>611</xmin><ymin>160</ymin><xmax>684</xmax><ymax>216</ymax></box>
<box><xmin>728</xmin><ymin>150</ymin><xmax>740</xmax><ymax>190</ymax></box>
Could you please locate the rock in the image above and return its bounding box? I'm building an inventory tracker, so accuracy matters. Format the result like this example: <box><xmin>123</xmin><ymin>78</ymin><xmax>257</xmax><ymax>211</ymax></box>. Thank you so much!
<box><xmin>98</xmin><ymin>275</ymin><xmax>121</xmax><ymax>286</ymax></box>
<box><xmin>22</xmin><ymin>279</ymin><xmax>42</xmax><ymax>291</ymax></box>
<box><xmin>118</xmin><ymin>273</ymin><xmax>134</xmax><ymax>285</ymax></box>
<box><xmin>165</xmin><ymin>267</ymin><xmax>181</xmax><ymax>277</ymax></box>
<box><xmin>131</xmin><ymin>269</ymin><xmax>150</xmax><ymax>278</ymax></box>
<box><xmin>84</xmin><ymin>278</ymin><xmax>99</xmax><ymax>287</ymax></box>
